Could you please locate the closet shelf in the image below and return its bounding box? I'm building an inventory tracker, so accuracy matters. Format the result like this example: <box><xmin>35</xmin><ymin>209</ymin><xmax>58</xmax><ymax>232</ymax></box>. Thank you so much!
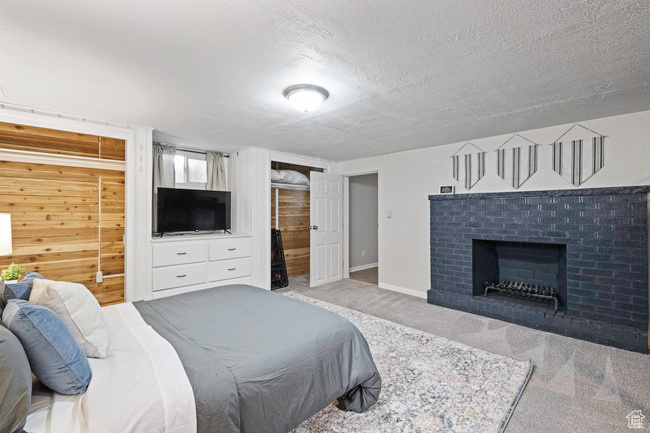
<box><xmin>271</xmin><ymin>182</ymin><xmax>309</xmax><ymax>191</ymax></box>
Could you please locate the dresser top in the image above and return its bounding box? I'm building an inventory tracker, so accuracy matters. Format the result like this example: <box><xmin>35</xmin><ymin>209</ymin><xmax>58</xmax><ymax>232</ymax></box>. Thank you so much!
<box><xmin>151</xmin><ymin>232</ymin><xmax>252</xmax><ymax>243</ymax></box>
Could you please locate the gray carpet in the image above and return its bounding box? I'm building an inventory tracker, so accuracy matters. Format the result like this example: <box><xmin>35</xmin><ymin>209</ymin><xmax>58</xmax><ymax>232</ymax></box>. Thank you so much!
<box><xmin>278</xmin><ymin>276</ymin><xmax>650</xmax><ymax>433</ymax></box>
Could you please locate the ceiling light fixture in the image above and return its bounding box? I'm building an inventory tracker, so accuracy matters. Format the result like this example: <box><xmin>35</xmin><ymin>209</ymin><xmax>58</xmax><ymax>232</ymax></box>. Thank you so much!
<box><xmin>283</xmin><ymin>84</ymin><xmax>329</xmax><ymax>112</ymax></box>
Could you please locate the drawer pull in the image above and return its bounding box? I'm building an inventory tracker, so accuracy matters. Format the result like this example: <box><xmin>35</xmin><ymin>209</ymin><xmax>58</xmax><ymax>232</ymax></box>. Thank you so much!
<box><xmin>176</xmin><ymin>252</ymin><xmax>187</xmax><ymax>255</ymax></box>
<box><xmin>227</xmin><ymin>248</ymin><xmax>237</xmax><ymax>251</ymax></box>
<box><xmin>176</xmin><ymin>274</ymin><xmax>187</xmax><ymax>278</ymax></box>
<box><xmin>228</xmin><ymin>268</ymin><xmax>236</xmax><ymax>271</ymax></box>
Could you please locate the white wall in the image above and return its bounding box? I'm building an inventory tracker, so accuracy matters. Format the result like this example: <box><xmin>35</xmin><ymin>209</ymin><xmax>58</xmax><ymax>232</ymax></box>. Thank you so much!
<box><xmin>229</xmin><ymin>147</ymin><xmax>271</xmax><ymax>289</ymax></box>
<box><xmin>349</xmin><ymin>173</ymin><xmax>378</xmax><ymax>270</ymax></box>
<box><xmin>339</xmin><ymin>110</ymin><xmax>650</xmax><ymax>297</ymax></box>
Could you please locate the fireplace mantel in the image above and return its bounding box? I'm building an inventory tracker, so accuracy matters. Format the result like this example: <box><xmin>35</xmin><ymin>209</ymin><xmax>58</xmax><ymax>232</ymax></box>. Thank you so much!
<box><xmin>429</xmin><ymin>185</ymin><xmax>650</xmax><ymax>201</ymax></box>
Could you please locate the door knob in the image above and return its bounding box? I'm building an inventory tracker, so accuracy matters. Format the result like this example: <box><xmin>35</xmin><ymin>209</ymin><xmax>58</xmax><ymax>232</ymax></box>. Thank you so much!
<box><xmin>311</xmin><ymin>225</ymin><xmax>319</xmax><ymax>230</ymax></box>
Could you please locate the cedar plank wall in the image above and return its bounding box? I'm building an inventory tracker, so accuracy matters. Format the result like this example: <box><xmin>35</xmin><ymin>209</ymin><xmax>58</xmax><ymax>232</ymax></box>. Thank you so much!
<box><xmin>271</xmin><ymin>162</ymin><xmax>323</xmax><ymax>278</ymax></box>
<box><xmin>0</xmin><ymin>121</ymin><xmax>125</xmax><ymax>305</ymax></box>
<box><xmin>0</xmin><ymin>122</ymin><xmax>125</xmax><ymax>160</ymax></box>
<box><xmin>271</xmin><ymin>188</ymin><xmax>310</xmax><ymax>277</ymax></box>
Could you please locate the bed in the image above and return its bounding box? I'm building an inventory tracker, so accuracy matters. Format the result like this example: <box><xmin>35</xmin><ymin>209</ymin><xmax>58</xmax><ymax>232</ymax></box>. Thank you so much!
<box><xmin>24</xmin><ymin>284</ymin><xmax>381</xmax><ymax>433</ymax></box>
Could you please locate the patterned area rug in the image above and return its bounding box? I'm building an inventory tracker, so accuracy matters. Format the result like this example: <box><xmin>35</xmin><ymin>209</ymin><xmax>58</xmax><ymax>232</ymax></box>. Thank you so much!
<box><xmin>287</xmin><ymin>293</ymin><xmax>532</xmax><ymax>433</ymax></box>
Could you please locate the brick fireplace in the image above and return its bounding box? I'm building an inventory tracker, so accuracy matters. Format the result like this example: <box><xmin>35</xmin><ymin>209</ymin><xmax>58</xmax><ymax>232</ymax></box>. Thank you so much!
<box><xmin>428</xmin><ymin>186</ymin><xmax>649</xmax><ymax>353</ymax></box>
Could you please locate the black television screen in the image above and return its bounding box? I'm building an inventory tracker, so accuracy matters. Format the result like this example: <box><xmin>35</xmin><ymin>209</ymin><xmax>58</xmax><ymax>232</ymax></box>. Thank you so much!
<box><xmin>156</xmin><ymin>187</ymin><xmax>231</xmax><ymax>233</ymax></box>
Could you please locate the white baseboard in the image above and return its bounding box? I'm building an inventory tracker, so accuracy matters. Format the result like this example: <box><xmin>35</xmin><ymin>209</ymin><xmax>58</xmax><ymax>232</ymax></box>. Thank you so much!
<box><xmin>349</xmin><ymin>263</ymin><xmax>378</xmax><ymax>273</ymax></box>
<box><xmin>378</xmin><ymin>282</ymin><xmax>427</xmax><ymax>299</ymax></box>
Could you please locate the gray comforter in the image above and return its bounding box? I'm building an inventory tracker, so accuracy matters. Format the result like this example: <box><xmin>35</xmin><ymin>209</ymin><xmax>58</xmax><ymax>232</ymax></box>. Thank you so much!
<box><xmin>133</xmin><ymin>285</ymin><xmax>381</xmax><ymax>433</ymax></box>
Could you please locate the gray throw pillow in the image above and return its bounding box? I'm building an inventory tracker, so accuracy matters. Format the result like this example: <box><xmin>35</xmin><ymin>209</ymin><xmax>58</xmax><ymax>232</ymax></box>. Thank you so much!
<box><xmin>0</xmin><ymin>324</ymin><xmax>32</xmax><ymax>433</ymax></box>
<box><xmin>2</xmin><ymin>300</ymin><xmax>92</xmax><ymax>395</ymax></box>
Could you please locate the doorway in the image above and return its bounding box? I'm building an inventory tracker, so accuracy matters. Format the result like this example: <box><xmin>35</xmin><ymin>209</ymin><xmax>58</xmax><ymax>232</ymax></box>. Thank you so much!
<box><xmin>270</xmin><ymin>161</ymin><xmax>324</xmax><ymax>289</ymax></box>
<box><xmin>348</xmin><ymin>173</ymin><xmax>378</xmax><ymax>285</ymax></box>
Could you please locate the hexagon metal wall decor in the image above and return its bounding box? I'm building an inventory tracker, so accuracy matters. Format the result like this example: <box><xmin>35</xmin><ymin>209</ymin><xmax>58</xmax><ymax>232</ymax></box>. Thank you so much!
<box><xmin>495</xmin><ymin>134</ymin><xmax>539</xmax><ymax>189</ymax></box>
<box><xmin>551</xmin><ymin>124</ymin><xmax>605</xmax><ymax>187</ymax></box>
<box><xmin>451</xmin><ymin>142</ymin><xmax>486</xmax><ymax>190</ymax></box>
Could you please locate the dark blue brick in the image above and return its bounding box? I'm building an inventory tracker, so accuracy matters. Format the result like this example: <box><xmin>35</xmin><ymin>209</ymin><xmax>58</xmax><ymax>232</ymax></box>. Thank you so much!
<box><xmin>428</xmin><ymin>186</ymin><xmax>649</xmax><ymax>352</ymax></box>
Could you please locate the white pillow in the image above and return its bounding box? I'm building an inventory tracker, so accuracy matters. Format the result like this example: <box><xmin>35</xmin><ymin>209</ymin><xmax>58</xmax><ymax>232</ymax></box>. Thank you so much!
<box><xmin>29</xmin><ymin>278</ymin><xmax>55</xmax><ymax>304</ymax></box>
<box><xmin>29</xmin><ymin>280</ymin><xmax>109</xmax><ymax>359</ymax></box>
<box><xmin>278</xmin><ymin>169</ymin><xmax>309</xmax><ymax>185</ymax></box>
<box><xmin>271</xmin><ymin>169</ymin><xmax>284</xmax><ymax>182</ymax></box>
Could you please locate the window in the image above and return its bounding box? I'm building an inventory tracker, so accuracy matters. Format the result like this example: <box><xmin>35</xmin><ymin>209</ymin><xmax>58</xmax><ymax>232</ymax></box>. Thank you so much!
<box><xmin>188</xmin><ymin>158</ymin><xmax>207</xmax><ymax>183</ymax></box>
<box><xmin>174</xmin><ymin>150</ymin><xmax>207</xmax><ymax>189</ymax></box>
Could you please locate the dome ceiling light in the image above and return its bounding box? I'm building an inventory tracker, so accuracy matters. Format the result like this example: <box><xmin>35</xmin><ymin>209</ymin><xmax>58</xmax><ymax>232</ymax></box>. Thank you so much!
<box><xmin>283</xmin><ymin>84</ymin><xmax>329</xmax><ymax>112</ymax></box>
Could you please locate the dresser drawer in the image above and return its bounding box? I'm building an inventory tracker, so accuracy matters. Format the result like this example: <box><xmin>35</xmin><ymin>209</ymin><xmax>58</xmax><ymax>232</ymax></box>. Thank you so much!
<box><xmin>208</xmin><ymin>257</ymin><xmax>251</xmax><ymax>282</ymax></box>
<box><xmin>153</xmin><ymin>263</ymin><xmax>207</xmax><ymax>291</ymax></box>
<box><xmin>153</xmin><ymin>241</ymin><xmax>207</xmax><ymax>267</ymax></box>
<box><xmin>209</xmin><ymin>237</ymin><xmax>252</xmax><ymax>261</ymax></box>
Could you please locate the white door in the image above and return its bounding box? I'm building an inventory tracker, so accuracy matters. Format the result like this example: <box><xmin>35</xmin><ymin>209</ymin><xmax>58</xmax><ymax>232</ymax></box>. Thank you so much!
<box><xmin>310</xmin><ymin>172</ymin><xmax>343</xmax><ymax>287</ymax></box>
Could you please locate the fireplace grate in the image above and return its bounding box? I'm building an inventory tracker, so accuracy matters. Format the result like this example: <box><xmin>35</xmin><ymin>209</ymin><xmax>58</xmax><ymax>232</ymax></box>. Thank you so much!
<box><xmin>484</xmin><ymin>281</ymin><xmax>560</xmax><ymax>312</ymax></box>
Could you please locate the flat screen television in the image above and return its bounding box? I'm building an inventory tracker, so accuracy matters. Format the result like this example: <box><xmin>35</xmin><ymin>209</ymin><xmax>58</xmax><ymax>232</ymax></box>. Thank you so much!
<box><xmin>156</xmin><ymin>187</ymin><xmax>231</xmax><ymax>233</ymax></box>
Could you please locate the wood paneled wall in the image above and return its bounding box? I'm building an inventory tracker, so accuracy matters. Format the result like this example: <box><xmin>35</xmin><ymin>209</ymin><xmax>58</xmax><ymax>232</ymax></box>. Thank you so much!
<box><xmin>0</xmin><ymin>121</ymin><xmax>125</xmax><ymax>160</ymax></box>
<box><xmin>271</xmin><ymin>188</ymin><xmax>310</xmax><ymax>277</ymax></box>
<box><xmin>0</xmin><ymin>122</ymin><xmax>125</xmax><ymax>305</ymax></box>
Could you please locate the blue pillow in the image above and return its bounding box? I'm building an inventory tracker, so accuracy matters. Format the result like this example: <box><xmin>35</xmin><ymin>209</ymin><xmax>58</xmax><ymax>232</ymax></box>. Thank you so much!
<box><xmin>3</xmin><ymin>272</ymin><xmax>45</xmax><ymax>301</ymax></box>
<box><xmin>2</xmin><ymin>300</ymin><xmax>92</xmax><ymax>395</ymax></box>
<box><xmin>24</xmin><ymin>271</ymin><xmax>45</xmax><ymax>281</ymax></box>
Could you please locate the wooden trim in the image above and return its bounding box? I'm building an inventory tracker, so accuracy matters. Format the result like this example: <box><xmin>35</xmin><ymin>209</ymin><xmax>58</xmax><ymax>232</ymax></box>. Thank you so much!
<box><xmin>0</xmin><ymin>148</ymin><xmax>125</xmax><ymax>171</ymax></box>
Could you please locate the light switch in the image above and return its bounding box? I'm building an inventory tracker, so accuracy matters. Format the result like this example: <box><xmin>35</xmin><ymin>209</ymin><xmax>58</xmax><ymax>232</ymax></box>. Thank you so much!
<box><xmin>386</xmin><ymin>210</ymin><xmax>391</xmax><ymax>218</ymax></box>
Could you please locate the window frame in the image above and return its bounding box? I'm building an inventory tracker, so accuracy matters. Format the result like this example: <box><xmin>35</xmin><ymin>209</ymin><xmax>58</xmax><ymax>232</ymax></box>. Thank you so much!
<box><xmin>174</xmin><ymin>150</ymin><xmax>207</xmax><ymax>190</ymax></box>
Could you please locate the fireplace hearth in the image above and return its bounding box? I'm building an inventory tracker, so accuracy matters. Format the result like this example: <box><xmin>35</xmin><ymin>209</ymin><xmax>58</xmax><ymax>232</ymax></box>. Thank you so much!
<box><xmin>428</xmin><ymin>186</ymin><xmax>650</xmax><ymax>353</ymax></box>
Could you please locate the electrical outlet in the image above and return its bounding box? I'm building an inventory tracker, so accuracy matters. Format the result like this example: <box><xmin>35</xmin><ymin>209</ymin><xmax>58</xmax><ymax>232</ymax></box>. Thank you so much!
<box><xmin>96</xmin><ymin>271</ymin><xmax>103</xmax><ymax>283</ymax></box>
<box><xmin>362</xmin><ymin>250</ymin><xmax>366</xmax><ymax>257</ymax></box>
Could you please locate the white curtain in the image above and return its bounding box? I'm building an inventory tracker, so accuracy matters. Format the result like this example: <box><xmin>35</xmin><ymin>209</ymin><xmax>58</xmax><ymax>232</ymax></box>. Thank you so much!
<box><xmin>153</xmin><ymin>143</ymin><xmax>175</xmax><ymax>232</ymax></box>
<box><xmin>206</xmin><ymin>151</ymin><xmax>226</xmax><ymax>190</ymax></box>
<box><xmin>153</xmin><ymin>143</ymin><xmax>176</xmax><ymax>189</ymax></box>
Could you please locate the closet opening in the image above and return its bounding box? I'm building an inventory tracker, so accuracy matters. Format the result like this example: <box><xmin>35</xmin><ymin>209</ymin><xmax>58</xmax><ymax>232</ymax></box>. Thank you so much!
<box><xmin>270</xmin><ymin>161</ymin><xmax>323</xmax><ymax>289</ymax></box>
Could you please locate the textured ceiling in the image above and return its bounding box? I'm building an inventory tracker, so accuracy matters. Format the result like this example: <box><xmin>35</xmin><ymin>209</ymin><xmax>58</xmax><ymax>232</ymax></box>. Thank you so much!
<box><xmin>1</xmin><ymin>0</ymin><xmax>649</xmax><ymax>160</ymax></box>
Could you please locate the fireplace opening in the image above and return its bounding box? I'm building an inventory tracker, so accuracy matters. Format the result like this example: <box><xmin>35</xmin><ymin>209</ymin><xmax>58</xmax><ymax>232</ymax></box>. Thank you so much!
<box><xmin>472</xmin><ymin>240</ymin><xmax>567</xmax><ymax>310</ymax></box>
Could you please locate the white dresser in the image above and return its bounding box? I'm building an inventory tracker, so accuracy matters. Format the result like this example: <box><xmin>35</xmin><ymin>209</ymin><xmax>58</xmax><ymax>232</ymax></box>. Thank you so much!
<box><xmin>150</xmin><ymin>233</ymin><xmax>253</xmax><ymax>299</ymax></box>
